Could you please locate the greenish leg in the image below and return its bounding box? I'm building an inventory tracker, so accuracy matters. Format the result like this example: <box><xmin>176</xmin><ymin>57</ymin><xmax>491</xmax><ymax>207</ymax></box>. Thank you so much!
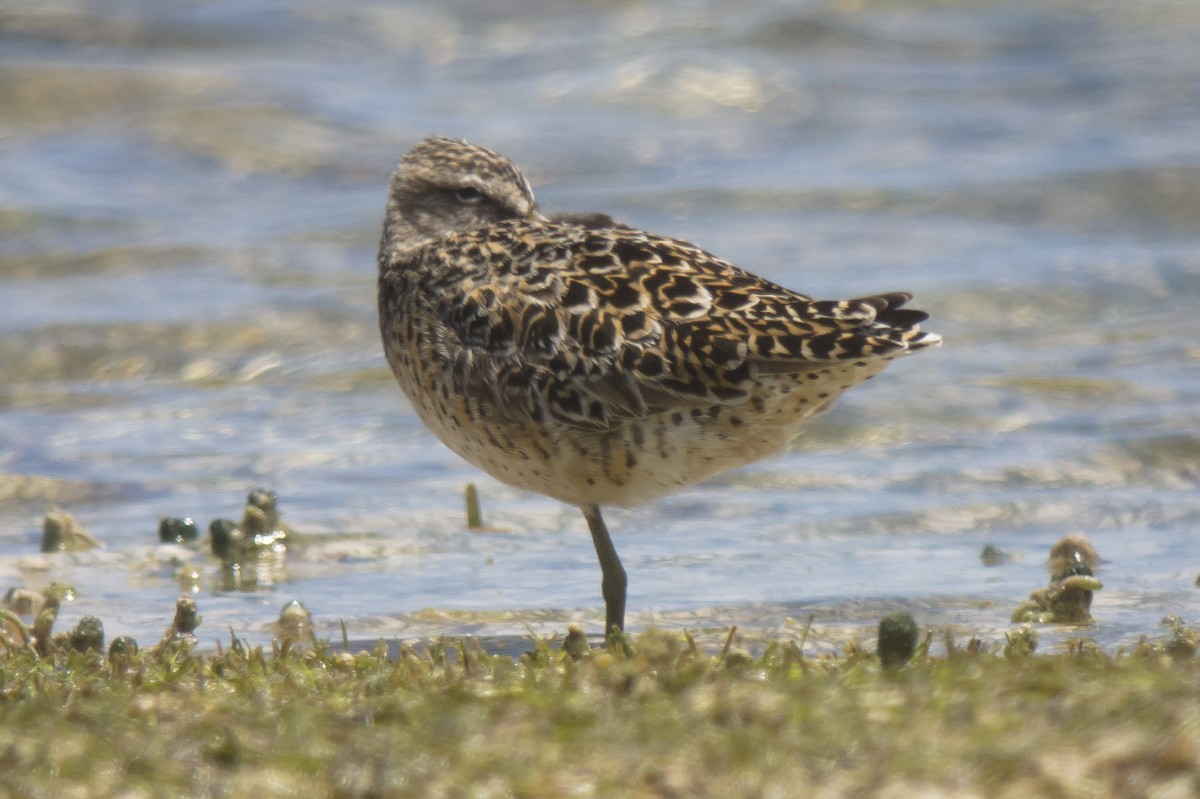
<box><xmin>582</xmin><ymin>503</ymin><xmax>626</xmax><ymax>636</ymax></box>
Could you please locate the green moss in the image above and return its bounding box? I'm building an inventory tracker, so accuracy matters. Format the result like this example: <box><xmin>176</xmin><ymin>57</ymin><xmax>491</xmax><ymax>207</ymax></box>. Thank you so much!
<box><xmin>3</xmin><ymin>620</ymin><xmax>1200</xmax><ymax>797</ymax></box>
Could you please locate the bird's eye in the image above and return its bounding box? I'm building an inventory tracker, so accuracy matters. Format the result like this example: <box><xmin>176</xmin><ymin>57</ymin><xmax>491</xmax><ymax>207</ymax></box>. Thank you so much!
<box><xmin>455</xmin><ymin>186</ymin><xmax>484</xmax><ymax>204</ymax></box>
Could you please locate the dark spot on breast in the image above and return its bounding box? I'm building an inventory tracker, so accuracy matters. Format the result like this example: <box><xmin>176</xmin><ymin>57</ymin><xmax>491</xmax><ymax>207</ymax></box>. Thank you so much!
<box><xmin>589</xmin><ymin>275</ymin><xmax>614</xmax><ymax>294</ymax></box>
<box><xmin>487</xmin><ymin>312</ymin><xmax>515</xmax><ymax>348</ymax></box>
<box><xmin>668</xmin><ymin>301</ymin><xmax>706</xmax><ymax>317</ymax></box>
<box><xmin>612</xmin><ymin>240</ymin><xmax>653</xmax><ymax>264</ymax></box>
<box><xmin>563</xmin><ymin>282</ymin><xmax>592</xmax><ymax>308</ymax></box>
<box><xmin>581</xmin><ymin>254</ymin><xmax>616</xmax><ymax>272</ymax></box>
<box><xmin>620</xmin><ymin>311</ymin><xmax>647</xmax><ymax>336</ymax></box>
<box><xmin>608</xmin><ymin>282</ymin><xmax>642</xmax><ymax>309</ymax></box>
<box><xmin>663</xmin><ymin>276</ymin><xmax>700</xmax><ymax>300</ymax></box>
<box><xmin>457</xmin><ymin>296</ymin><xmax>481</xmax><ymax>322</ymax></box>
<box><xmin>638</xmin><ymin>352</ymin><xmax>665</xmax><ymax>377</ymax></box>
<box><xmin>716</xmin><ymin>292</ymin><xmax>754</xmax><ymax>311</ymax></box>
<box><xmin>776</xmin><ymin>335</ymin><xmax>806</xmax><ymax>357</ymax></box>
<box><xmin>808</xmin><ymin>336</ymin><xmax>836</xmax><ymax>360</ymax></box>
<box><xmin>642</xmin><ymin>269</ymin><xmax>671</xmax><ymax>295</ymax></box>
<box><xmin>592</xmin><ymin>318</ymin><xmax>617</xmax><ymax>351</ymax></box>
<box><xmin>657</xmin><ymin>249</ymin><xmax>683</xmax><ymax>267</ymax></box>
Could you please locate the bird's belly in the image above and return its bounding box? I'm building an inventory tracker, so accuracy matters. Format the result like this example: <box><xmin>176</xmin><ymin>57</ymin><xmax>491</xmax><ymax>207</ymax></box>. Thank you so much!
<box><xmin>413</xmin><ymin>399</ymin><xmax>794</xmax><ymax>508</ymax></box>
<box><xmin>390</xmin><ymin>352</ymin><xmax>891</xmax><ymax>508</ymax></box>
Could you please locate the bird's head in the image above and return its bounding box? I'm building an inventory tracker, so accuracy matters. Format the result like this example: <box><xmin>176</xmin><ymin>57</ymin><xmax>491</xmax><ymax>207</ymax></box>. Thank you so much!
<box><xmin>381</xmin><ymin>136</ymin><xmax>540</xmax><ymax>259</ymax></box>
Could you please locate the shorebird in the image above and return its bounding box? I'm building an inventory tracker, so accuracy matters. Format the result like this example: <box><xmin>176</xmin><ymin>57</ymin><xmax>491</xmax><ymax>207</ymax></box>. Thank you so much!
<box><xmin>378</xmin><ymin>136</ymin><xmax>940</xmax><ymax>635</ymax></box>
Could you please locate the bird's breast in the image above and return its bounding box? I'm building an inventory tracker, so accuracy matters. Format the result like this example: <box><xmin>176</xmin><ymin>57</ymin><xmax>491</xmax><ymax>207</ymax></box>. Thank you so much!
<box><xmin>381</xmin><ymin>306</ymin><xmax>888</xmax><ymax>507</ymax></box>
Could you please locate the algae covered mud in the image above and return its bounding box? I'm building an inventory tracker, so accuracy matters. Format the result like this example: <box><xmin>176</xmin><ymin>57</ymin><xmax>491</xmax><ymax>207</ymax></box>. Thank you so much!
<box><xmin>2</xmin><ymin>1</ymin><xmax>1200</xmax><ymax>648</ymax></box>
<box><xmin>4</xmin><ymin>619</ymin><xmax>1200</xmax><ymax>798</ymax></box>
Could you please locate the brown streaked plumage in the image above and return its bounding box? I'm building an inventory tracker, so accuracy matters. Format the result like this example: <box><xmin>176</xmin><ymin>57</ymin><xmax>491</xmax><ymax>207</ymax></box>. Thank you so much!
<box><xmin>378</xmin><ymin>136</ymin><xmax>940</xmax><ymax>635</ymax></box>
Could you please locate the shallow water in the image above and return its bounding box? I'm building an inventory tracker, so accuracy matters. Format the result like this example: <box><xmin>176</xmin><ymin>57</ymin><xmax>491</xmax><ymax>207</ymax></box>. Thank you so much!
<box><xmin>2</xmin><ymin>0</ymin><xmax>1198</xmax><ymax>652</ymax></box>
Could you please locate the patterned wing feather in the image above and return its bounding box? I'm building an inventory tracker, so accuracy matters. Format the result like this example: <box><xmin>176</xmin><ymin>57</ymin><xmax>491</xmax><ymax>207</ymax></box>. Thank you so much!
<box><xmin>429</xmin><ymin>221</ymin><xmax>938</xmax><ymax>429</ymax></box>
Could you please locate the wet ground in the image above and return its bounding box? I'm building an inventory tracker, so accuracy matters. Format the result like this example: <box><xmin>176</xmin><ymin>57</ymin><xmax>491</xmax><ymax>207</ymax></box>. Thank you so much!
<box><xmin>1</xmin><ymin>0</ymin><xmax>1198</xmax><ymax>650</ymax></box>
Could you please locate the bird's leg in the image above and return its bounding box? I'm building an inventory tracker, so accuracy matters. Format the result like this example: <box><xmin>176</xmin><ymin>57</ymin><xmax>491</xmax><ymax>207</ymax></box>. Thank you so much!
<box><xmin>582</xmin><ymin>503</ymin><xmax>626</xmax><ymax>637</ymax></box>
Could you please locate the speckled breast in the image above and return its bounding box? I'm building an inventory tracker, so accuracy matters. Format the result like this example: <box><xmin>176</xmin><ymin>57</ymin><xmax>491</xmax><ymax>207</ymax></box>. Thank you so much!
<box><xmin>380</xmin><ymin>281</ymin><xmax>884</xmax><ymax>508</ymax></box>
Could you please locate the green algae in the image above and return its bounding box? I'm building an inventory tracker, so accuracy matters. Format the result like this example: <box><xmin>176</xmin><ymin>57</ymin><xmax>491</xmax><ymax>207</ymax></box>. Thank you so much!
<box><xmin>1</xmin><ymin>514</ymin><xmax>1193</xmax><ymax>797</ymax></box>
<box><xmin>3</xmin><ymin>608</ymin><xmax>1200</xmax><ymax>798</ymax></box>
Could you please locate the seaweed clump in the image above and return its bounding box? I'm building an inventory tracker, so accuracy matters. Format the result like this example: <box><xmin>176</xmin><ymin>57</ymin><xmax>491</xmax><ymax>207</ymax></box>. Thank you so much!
<box><xmin>2</xmin><ymin>604</ymin><xmax>1200</xmax><ymax>798</ymax></box>
<box><xmin>208</xmin><ymin>488</ymin><xmax>291</xmax><ymax>590</ymax></box>
<box><xmin>1012</xmin><ymin>534</ymin><xmax>1103</xmax><ymax>624</ymax></box>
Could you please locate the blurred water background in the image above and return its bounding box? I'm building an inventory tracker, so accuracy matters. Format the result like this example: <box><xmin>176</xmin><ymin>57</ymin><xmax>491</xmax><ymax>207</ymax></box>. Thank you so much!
<box><xmin>2</xmin><ymin>0</ymin><xmax>1198</xmax><ymax>651</ymax></box>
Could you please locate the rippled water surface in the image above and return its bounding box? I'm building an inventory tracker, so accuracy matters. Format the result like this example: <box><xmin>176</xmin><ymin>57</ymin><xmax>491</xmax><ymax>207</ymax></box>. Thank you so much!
<box><xmin>2</xmin><ymin>0</ymin><xmax>1199</xmax><ymax>651</ymax></box>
